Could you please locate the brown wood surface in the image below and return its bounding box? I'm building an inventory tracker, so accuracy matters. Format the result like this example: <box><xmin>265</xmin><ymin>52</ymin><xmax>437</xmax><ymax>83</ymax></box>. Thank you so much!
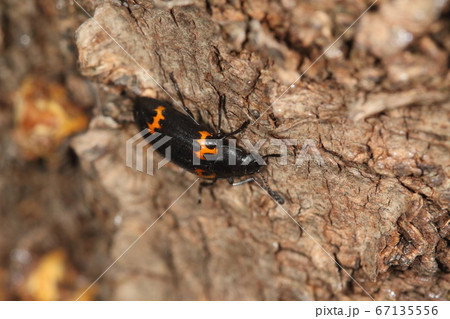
<box><xmin>0</xmin><ymin>0</ymin><xmax>449</xmax><ymax>300</ymax></box>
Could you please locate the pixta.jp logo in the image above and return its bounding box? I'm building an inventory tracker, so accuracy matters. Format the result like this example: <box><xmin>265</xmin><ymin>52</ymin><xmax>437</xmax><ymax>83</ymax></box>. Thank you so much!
<box><xmin>126</xmin><ymin>129</ymin><xmax>324</xmax><ymax>176</ymax></box>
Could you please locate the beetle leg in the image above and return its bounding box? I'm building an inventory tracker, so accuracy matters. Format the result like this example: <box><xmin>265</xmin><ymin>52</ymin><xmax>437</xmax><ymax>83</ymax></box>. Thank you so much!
<box><xmin>230</xmin><ymin>177</ymin><xmax>255</xmax><ymax>186</ymax></box>
<box><xmin>216</xmin><ymin>94</ymin><xmax>248</xmax><ymax>138</ymax></box>
<box><xmin>256</xmin><ymin>171</ymin><xmax>285</xmax><ymax>205</ymax></box>
<box><xmin>217</xmin><ymin>94</ymin><xmax>226</xmax><ymax>137</ymax></box>
<box><xmin>198</xmin><ymin>179</ymin><xmax>217</xmax><ymax>203</ymax></box>
<box><xmin>230</xmin><ymin>175</ymin><xmax>284</xmax><ymax>204</ymax></box>
<box><xmin>221</xmin><ymin>120</ymin><xmax>249</xmax><ymax>139</ymax></box>
<box><xmin>170</xmin><ymin>73</ymin><xmax>196</xmax><ymax>121</ymax></box>
<box><xmin>263</xmin><ymin>154</ymin><xmax>281</xmax><ymax>159</ymax></box>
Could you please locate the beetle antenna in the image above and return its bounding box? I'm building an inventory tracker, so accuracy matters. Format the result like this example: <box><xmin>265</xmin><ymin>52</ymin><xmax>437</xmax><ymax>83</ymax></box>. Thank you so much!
<box><xmin>256</xmin><ymin>171</ymin><xmax>285</xmax><ymax>204</ymax></box>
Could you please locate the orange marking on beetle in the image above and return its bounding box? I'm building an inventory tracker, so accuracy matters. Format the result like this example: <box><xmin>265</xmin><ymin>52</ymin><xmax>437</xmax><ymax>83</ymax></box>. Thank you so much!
<box><xmin>194</xmin><ymin>168</ymin><xmax>216</xmax><ymax>179</ymax></box>
<box><xmin>146</xmin><ymin>106</ymin><xmax>166</xmax><ymax>133</ymax></box>
<box><xmin>194</xmin><ymin>130</ymin><xmax>217</xmax><ymax>160</ymax></box>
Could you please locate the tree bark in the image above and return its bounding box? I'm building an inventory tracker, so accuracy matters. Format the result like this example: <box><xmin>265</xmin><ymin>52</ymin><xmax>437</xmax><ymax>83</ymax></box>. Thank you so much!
<box><xmin>73</xmin><ymin>0</ymin><xmax>450</xmax><ymax>300</ymax></box>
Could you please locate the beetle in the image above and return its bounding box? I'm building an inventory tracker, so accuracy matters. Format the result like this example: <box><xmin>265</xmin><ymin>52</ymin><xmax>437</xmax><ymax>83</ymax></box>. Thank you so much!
<box><xmin>133</xmin><ymin>75</ymin><xmax>284</xmax><ymax>204</ymax></box>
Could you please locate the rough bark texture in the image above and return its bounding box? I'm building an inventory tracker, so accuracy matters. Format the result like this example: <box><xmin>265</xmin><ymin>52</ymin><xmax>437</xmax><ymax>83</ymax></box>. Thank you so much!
<box><xmin>1</xmin><ymin>0</ymin><xmax>449</xmax><ymax>301</ymax></box>
<box><xmin>72</xmin><ymin>0</ymin><xmax>450</xmax><ymax>300</ymax></box>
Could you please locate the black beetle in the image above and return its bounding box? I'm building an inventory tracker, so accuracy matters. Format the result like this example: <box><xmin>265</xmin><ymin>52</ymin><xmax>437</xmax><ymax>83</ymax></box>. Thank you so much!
<box><xmin>133</xmin><ymin>75</ymin><xmax>284</xmax><ymax>204</ymax></box>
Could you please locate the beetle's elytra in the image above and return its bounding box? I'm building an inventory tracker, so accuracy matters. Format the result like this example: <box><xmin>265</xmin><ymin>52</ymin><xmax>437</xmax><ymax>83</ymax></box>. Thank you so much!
<box><xmin>133</xmin><ymin>77</ymin><xmax>284</xmax><ymax>204</ymax></box>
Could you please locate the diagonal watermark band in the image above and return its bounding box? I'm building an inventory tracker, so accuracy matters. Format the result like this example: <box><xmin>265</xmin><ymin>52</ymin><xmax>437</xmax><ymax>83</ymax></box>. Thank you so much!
<box><xmin>251</xmin><ymin>0</ymin><xmax>379</xmax><ymax>126</ymax></box>
<box><xmin>75</xmin><ymin>178</ymin><xmax>199</xmax><ymax>301</ymax></box>
<box><xmin>253</xmin><ymin>181</ymin><xmax>376</xmax><ymax>301</ymax></box>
